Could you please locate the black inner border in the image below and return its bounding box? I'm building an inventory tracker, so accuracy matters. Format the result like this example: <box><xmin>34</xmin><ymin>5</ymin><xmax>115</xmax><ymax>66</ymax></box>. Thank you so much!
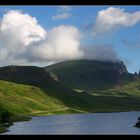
<box><xmin>0</xmin><ymin>0</ymin><xmax>140</xmax><ymax>5</ymax></box>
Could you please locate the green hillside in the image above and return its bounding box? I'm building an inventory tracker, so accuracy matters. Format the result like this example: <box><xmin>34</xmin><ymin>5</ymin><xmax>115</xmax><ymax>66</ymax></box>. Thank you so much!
<box><xmin>1</xmin><ymin>79</ymin><xmax>140</xmax><ymax>133</ymax></box>
<box><xmin>0</xmin><ymin>80</ymin><xmax>87</xmax><ymax>133</ymax></box>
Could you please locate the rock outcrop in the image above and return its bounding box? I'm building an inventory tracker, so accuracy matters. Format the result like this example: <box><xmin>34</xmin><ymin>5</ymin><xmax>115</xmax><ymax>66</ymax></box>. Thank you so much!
<box><xmin>134</xmin><ymin>117</ymin><xmax>140</xmax><ymax>127</ymax></box>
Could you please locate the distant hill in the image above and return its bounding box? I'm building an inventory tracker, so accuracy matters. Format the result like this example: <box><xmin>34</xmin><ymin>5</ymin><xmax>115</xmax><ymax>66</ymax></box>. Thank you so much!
<box><xmin>45</xmin><ymin>60</ymin><xmax>134</xmax><ymax>90</ymax></box>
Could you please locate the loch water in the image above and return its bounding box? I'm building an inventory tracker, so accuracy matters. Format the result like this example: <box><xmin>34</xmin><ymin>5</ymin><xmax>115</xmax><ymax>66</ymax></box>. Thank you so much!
<box><xmin>3</xmin><ymin>111</ymin><xmax>140</xmax><ymax>135</ymax></box>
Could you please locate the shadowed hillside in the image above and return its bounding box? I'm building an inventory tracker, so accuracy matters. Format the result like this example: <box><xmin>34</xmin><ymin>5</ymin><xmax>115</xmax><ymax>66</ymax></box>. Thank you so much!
<box><xmin>45</xmin><ymin>60</ymin><xmax>134</xmax><ymax>90</ymax></box>
<box><xmin>0</xmin><ymin>66</ymin><xmax>60</xmax><ymax>88</ymax></box>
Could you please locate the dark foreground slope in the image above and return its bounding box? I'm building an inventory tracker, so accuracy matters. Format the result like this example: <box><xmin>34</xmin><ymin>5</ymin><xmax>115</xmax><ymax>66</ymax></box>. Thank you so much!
<box><xmin>0</xmin><ymin>66</ymin><xmax>60</xmax><ymax>88</ymax></box>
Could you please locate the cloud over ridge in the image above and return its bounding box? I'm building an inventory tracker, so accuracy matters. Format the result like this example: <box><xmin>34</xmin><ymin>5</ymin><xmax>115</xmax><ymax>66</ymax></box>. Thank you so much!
<box><xmin>0</xmin><ymin>9</ymin><xmax>126</xmax><ymax>66</ymax></box>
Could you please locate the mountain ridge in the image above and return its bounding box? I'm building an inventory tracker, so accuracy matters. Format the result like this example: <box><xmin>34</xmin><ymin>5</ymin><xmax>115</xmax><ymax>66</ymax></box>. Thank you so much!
<box><xmin>45</xmin><ymin>60</ymin><xmax>134</xmax><ymax>90</ymax></box>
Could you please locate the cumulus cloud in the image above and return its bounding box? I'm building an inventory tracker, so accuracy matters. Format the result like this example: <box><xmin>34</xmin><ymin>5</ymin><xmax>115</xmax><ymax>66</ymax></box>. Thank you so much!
<box><xmin>93</xmin><ymin>7</ymin><xmax>140</xmax><ymax>36</ymax></box>
<box><xmin>0</xmin><ymin>10</ymin><xmax>47</xmax><ymax>65</ymax></box>
<box><xmin>25</xmin><ymin>25</ymin><xmax>84</xmax><ymax>63</ymax></box>
<box><xmin>52</xmin><ymin>6</ymin><xmax>71</xmax><ymax>20</ymax></box>
<box><xmin>81</xmin><ymin>44</ymin><xmax>118</xmax><ymax>62</ymax></box>
<box><xmin>0</xmin><ymin>10</ymin><xmax>47</xmax><ymax>46</ymax></box>
<box><xmin>0</xmin><ymin>10</ymin><xmax>83</xmax><ymax>66</ymax></box>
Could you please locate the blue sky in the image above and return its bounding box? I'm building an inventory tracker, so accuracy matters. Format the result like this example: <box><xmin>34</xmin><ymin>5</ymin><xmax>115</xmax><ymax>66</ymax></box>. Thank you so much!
<box><xmin>0</xmin><ymin>6</ymin><xmax>140</xmax><ymax>73</ymax></box>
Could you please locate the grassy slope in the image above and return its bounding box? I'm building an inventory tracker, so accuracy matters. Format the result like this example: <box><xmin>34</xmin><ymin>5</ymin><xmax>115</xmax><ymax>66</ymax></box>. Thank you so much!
<box><xmin>1</xmin><ymin>79</ymin><xmax>140</xmax><ymax>132</ymax></box>
<box><xmin>1</xmin><ymin>79</ymin><xmax>140</xmax><ymax>115</ymax></box>
<box><xmin>0</xmin><ymin>80</ymin><xmax>85</xmax><ymax>133</ymax></box>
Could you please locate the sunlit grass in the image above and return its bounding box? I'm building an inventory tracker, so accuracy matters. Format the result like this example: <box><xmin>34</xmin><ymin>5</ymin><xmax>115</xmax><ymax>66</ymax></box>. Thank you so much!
<box><xmin>1</xmin><ymin>79</ymin><xmax>140</xmax><ymax>133</ymax></box>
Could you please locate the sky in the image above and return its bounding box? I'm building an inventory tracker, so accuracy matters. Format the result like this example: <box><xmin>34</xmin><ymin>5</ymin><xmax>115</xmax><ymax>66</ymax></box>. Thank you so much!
<box><xmin>0</xmin><ymin>6</ymin><xmax>140</xmax><ymax>73</ymax></box>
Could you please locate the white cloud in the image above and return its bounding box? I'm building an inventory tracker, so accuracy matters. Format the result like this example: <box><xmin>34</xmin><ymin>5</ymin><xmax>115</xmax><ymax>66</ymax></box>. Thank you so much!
<box><xmin>25</xmin><ymin>25</ymin><xmax>84</xmax><ymax>63</ymax></box>
<box><xmin>93</xmin><ymin>7</ymin><xmax>140</xmax><ymax>36</ymax></box>
<box><xmin>0</xmin><ymin>10</ymin><xmax>47</xmax><ymax>46</ymax></box>
<box><xmin>52</xmin><ymin>13</ymin><xmax>71</xmax><ymax>20</ymax></box>
<box><xmin>52</xmin><ymin>6</ymin><xmax>71</xmax><ymax>20</ymax></box>
<box><xmin>0</xmin><ymin>10</ymin><xmax>47</xmax><ymax>66</ymax></box>
<box><xmin>0</xmin><ymin>10</ymin><xmax>83</xmax><ymax>66</ymax></box>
